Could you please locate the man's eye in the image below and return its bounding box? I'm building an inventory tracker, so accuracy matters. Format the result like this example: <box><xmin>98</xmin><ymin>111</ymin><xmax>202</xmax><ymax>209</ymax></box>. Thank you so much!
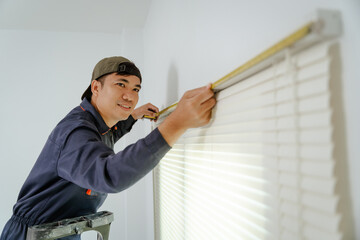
<box><xmin>117</xmin><ymin>83</ymin><xmax>125</xmax><ymax>87</ymax></box>
<box><xmin>134</xmin><ymin>88</ymin><xmax>140</xmax><ymax>93</ymax></box>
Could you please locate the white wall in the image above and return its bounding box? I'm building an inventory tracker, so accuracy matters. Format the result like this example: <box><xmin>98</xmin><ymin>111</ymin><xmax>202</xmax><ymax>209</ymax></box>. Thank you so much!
<box><xmin>0</xmin><ymin>29</ymin><xmax>151</xmax><ymax>240</ymax></box>
<box><xmin>142</xmin><ymin>0</ymin><xmax>360</xmax><ymax>238</ymax></box>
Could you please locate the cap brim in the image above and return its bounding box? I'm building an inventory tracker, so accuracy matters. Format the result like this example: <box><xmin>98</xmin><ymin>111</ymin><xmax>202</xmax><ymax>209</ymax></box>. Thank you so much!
<box><xmin>81</xmin><ymin>85</ymin><xmax>92</xmax><ymax>100</ymax></box>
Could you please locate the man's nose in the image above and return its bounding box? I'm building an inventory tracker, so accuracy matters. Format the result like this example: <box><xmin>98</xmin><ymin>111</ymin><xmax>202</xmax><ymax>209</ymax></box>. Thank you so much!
<box><xmin>122</xmin><ymin>90</ymin><xmax>135</xmax><ymax>101</ymax></box>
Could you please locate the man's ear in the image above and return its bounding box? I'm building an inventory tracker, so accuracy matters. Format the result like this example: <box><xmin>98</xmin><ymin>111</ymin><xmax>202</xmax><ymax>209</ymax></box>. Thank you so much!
<box><xmin>91</xmin><ymin>80</ymin><xmax>101</xmax><ymax>97</ymax></box>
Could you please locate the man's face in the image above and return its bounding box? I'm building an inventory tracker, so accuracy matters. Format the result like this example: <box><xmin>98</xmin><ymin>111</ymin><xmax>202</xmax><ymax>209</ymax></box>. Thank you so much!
<box><xmin>92</xmin><ymin>72</ymin><xmax>141</xmax><ymax>127</ymax></box>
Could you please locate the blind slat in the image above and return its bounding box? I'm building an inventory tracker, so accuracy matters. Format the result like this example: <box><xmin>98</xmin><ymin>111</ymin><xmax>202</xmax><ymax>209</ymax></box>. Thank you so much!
<box><xmin>154</xmin><ymin>40</ymin><xmax>341</xmax><ymax>240</ymax></box>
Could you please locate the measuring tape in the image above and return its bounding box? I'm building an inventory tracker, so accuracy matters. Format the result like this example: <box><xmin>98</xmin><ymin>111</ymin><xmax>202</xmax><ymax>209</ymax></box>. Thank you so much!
<box><xmin>143</xmin><ymin>22</ymin><xmax>313</xmax><ymax>120</ymax></box>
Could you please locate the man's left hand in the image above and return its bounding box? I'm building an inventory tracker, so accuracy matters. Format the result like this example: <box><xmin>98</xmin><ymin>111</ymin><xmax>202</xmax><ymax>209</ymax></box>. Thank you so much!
<box><xmin>131</xmin><ymin>103</ymin><xmax>159</xmax><ymax>121</ymax></box>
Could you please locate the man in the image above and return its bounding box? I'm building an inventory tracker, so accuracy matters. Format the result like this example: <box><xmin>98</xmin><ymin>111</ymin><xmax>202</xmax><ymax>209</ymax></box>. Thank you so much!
<box><xmin>0</xmin><ymin>56</ymin><xmax>216</xmax><ymax>240</ymax></box>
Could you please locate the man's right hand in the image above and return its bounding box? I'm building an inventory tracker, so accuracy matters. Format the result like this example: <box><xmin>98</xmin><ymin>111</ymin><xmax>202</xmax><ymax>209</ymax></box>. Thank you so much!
<box><xmin>158</xmin><ymin>84</ymin><xmax>216</xmax><ymax>146</ymax></box>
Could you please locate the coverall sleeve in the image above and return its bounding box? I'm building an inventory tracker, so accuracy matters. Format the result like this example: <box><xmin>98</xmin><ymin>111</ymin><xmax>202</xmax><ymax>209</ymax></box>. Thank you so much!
<box><xmin>56</xmin><ymin>126</ymin><xmax>170</xmax><ymax>193</ymax></box>
<box><xmin>113</xmin><ymin>116</ymin><xmax>137</xmax><ymax>143</ymax></box>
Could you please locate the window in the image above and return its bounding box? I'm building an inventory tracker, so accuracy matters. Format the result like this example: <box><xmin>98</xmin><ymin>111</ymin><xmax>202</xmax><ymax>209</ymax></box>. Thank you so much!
<box><xmin>153</xmin><ymin>12</ymin><xmax>344</xmax><ymax>239</ymax></box>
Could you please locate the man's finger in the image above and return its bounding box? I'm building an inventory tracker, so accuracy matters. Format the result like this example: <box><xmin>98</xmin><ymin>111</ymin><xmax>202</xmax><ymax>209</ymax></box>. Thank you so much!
<box><xmin>201</xmin><ymin>97</ymin><xmax>216</xmax><ymax>112</ymax></box>
<box><xmin>193</xmin><ymin>85</ymin><xmax>214</xmax><ymax>104</ymax></box>
<box><xmin>148</xmin><ymin>108</ymin><xmax>157</xmax><ymax>114</ymax></box>
<box><xmin>146</xmin><ymin>109</ymin><xmax>158</xmax><ymax>117</ymax></box>
<box><xmin>147</xmin><ymin>104</ymin><xmax>159</xmax><ymax>113</ymax></box>
<box><xmin>184</xmin><ymin>84</ymin><xmax>211</xmax><ymax>98</ymax></box>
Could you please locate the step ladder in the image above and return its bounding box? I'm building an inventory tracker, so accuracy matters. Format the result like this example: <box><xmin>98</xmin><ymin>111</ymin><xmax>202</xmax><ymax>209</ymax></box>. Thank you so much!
<box><xmin>26</xmin><ymin>211</ymin><xmax>114</xmax><ymax>240</ymax></box>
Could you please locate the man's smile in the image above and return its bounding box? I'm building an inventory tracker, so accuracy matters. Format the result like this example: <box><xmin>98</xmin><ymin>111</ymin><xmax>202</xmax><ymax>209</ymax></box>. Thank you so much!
<box><xmin>118</xmin><ymin>103</ymin><xmax>132</xmax><ymax>110</ymax></box>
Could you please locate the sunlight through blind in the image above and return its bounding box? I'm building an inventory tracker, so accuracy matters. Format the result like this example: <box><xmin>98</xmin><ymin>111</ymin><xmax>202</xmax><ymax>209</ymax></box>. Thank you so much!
<box><xmin>153</xmin><ymin>40</ymin><xmax>341</xmax><ymax>240</ymax></box>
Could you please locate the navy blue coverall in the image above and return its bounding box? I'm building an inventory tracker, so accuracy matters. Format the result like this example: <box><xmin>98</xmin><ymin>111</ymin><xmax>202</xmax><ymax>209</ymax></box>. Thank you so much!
<box><xmin>0</xmin><ymin>98</ymin><xmax>171</xmax><ymax>240</ymax></box>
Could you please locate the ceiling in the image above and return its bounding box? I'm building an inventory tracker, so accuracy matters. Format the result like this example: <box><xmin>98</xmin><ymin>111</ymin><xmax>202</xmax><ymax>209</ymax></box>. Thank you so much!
<box><xmin>0</xmin><ymin>0</ymin><xmax>152</xmax><ymax>33</ymax></box>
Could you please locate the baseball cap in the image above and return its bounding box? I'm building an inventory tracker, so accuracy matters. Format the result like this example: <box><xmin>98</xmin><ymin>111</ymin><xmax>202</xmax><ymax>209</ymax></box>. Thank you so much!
<box><xmin>81</xmin><ymin>56</ymin><xmax>142</xmax><ymax>100</ymax></box>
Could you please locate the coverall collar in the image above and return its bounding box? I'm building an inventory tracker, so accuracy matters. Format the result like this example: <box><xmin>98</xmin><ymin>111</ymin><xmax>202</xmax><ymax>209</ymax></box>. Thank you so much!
<box><xmin>80</xmin><ymin>98</ymin><xmax>113</xmax><ymax>135</ymax></box>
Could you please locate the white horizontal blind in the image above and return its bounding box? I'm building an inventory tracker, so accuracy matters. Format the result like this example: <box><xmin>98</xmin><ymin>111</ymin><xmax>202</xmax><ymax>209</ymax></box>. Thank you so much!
<box><xmin>153</xmin><ymin>41</ymin><xmax>341</xmax><ymax>240</ymax></box>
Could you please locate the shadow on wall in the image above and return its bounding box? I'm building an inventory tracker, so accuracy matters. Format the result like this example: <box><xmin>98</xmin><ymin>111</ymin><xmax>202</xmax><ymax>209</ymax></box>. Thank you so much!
<box><xmin>330</xmin><ymin>43</ymin><xmax>355</xmax><ymax>239</ymax></box>
<box><xmin>165</xmin><ymin>63</ymin><xmax>179</xmax><ymax>106</ymax></box>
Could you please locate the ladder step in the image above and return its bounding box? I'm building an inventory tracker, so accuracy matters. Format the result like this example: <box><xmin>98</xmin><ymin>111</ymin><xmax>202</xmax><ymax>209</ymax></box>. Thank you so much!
<box><xmin>26</xmin><ymin>211</ymin><xmax>114</xmax><ymax>240</ymax></box>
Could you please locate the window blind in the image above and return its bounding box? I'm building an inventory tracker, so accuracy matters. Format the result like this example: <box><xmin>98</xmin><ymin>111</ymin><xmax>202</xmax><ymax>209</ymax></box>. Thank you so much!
<box><xmin>153</xmin><ymin>39</ymin><xmax>342</xmax><ymax>240</ymax></box>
